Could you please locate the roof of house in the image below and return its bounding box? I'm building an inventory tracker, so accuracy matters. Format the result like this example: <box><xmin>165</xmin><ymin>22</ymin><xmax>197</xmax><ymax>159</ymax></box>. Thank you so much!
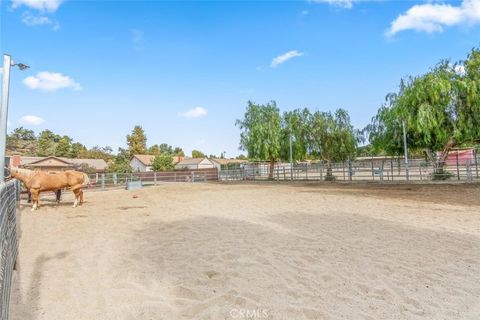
<box><xmin>28</xmin><ymin>156</ymin><xmax>73</xmax><ymax>167</ymax></box>
<box><xmin>68</xmin><ymin>158</ymin><xmax>108</xmax><ymax>170</ymax></box>
<box><xmin>210</xmin><ymin>158</ymin><xmax>247</xmax><ymax>165</ymax></box>
<box><xmin>132</xmin><ymin>154</ymin><xmax>156</xmax><ymax>166</ymax></box>
<box><xmin>132</xmin><ymin>154</ymin><xmax>185</xmax><ymax>166</ymax></box>
<box><xmin>19</xmin><ymin>156</ymin><xmax>107</xmax><ymax>170</ymax></box>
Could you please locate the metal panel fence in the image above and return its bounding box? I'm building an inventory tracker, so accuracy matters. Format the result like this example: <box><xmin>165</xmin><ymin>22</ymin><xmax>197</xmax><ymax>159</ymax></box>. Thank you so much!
<box><xmin>85</xmin><ymin>168</ymin><xmax>219</xmax><ymax>190</ymax></box>
<box><xmin>0</xmin><ymin>179</ymin><xmax>20</xmax><ymax>320</ymax></box>
<box><xmin>219</xmin><ymin>155</ymin><xmax>480</xmax><ymax>182</ymax></box>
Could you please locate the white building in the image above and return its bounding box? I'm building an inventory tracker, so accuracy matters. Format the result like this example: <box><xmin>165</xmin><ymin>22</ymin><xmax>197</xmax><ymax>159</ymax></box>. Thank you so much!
<box><xmin>130</xmin><ymin>154</ymin><xmax>184</xmax><ymax>172</ymax></box>
<box><xmin>175</xmin><ymin>158</ymin><xmax>215</xmax><ymax>170</ymax></box>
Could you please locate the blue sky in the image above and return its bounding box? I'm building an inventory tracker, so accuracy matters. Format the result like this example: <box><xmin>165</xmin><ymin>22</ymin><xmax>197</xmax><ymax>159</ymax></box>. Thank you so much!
<box><xmin>1</xmin><ymin>0</ymin><xmax>480</xmax><ymax>157</ymax></box>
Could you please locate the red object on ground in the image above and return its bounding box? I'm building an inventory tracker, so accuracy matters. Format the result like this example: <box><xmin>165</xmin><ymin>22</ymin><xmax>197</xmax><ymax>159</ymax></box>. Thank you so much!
<box><xmin>132</xmin><ymin>195</ymin><xmax>139</xmax><ymax>199</ymax></box>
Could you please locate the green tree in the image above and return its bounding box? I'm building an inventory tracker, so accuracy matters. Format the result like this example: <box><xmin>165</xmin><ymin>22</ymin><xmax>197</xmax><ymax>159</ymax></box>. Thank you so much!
<box><xmin>307</xmin><ymin>109</ymin><xmax>357</xmax><ymax>180</ymax></box>
<box><xmin>70</xmin><ymin>142</ymin><xmax>87</xmax><ymax>158</ymax></box>
<box><xmin>191</xmin><ymin>150</ymin><xmax>205</xmax><ymax>158</ymax></box>
<box><xmin>126</xmin><ymin>125</ymin><xmax>147</xmax><ymax>157</ymax></box>
<box><xmin>148</xmin><ymin>144</ymin><xmax>161</xmax><ymax>155</ymax></box>
<box><xmin>151</xmin><ymin>154</ymin><xmax>174</xmax><ymax>171</ymax></box>
<box><xmin>280</xmin><ymin>108</ymin><xmax>311</xmax><ymax>162</ymax></box>
<box><xmin>55</xmin><ymin>136</ymin><xmax>73</xmax><ymax>157</ymax></box>
<box><xmin>236</xmin><ymin>101</ymin><xmax>282</xmax><ymax>179</ymax></box>
<box><xmin>107</xmin><ymin>148</ymin><xmax>132</xmax><ymax>173</ymax></box>
<box><xmin>173</xmin><ymin>147</ymin><xmax>185</xmax><ymax>156</ymax></box>
<box><xmin>10</xmin><ymin>127</ymin><xmax>36</xmax><ymax>140</ymax></box>
<box><xmin>368</xmin><ymin>48</ymin><xmax>480</xmax><ymax>178</ymax></box>
<box><xmin>7</xmin><ymin>127</ymin><xmax>37</xmax><ymax>155</ymax></box>
<box><xmin>37</xmin><ymin>130</ymin><xmax>60</xmax><ymax>156</ymax></box>
<box><xmin>78</xmin><ymin>146</ymin><xmax>113</xmax><ymax>161</ymax></box>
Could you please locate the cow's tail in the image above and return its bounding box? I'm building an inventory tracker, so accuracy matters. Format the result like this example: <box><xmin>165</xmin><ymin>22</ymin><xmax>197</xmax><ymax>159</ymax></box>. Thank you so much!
<box><xmin>82</xmin><ymin>173</ymin><xmax>91</xmax><ymax>187</ymax></box>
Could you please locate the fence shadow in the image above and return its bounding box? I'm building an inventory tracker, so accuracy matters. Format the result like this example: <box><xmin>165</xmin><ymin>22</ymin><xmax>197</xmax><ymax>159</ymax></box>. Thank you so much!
<box><xmin>11</xmin><ymin>251</ymin><xmax>69</xmax><ymax>320</ymax></box>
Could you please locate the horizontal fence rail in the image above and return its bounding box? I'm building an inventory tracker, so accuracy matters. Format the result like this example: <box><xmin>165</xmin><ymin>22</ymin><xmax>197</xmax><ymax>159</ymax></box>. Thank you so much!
<box><xmin>218</xmin><ymin>155</ymin><xmax>480</xmax><ymax>182</ymax></box>
<box><xmin>85</xmin><ymin>168</ymin><xmax>219</xmax><ymax>190</ymax></box>
<box><xmin>0</xmin><ymin>179</ymin><xmax>20</xmax><ymax>320</ymax></box>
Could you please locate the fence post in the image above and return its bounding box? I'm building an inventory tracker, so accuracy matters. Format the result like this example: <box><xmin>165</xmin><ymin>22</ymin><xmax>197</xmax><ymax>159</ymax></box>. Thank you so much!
<box><xmin>154</xmin><ymin>172</ymin><xmax>157</xmax><ymax>185</ymax></box>
<box><xmin>456</xmin><ymin>152</ymin><xmax>460</xmax><ymax>181</ymax></box>
<box><xmin>96</xmin><ymin>172</ymin><xmax>99</xmax><ymax>183</ymax></box>
<box><xmin>342</xmin><ymin>162</ymin><xmax>346</xmax><ymax>181</ymax></box>
<box><xmin>101</xmin><ymin>173</ymin><xmax>105</xmax><ymax>189</ymax></box>
<box><xmin>113</xmin><ymin>173</ymin><xmax>117</xmax><ymax>185</ymax></box>
<box><xmin>192</xmin><ymin>172</ymin><xmax>195</xmax><ymax>182</ymax></box>
<box><xmin>348</xmin><ymin>160</ymin><xmax>352</xmax><ymax>181</ymax></box>
<box><xmin>390</xmin><ymin>158</ymin><xmax>394</xmax><ymax>181</ymax></box>
<box><xmin>320</xmin><ymin>161</ymin><xmax>323</xmax><ymax>180</ymax></box>
<box><xmin>371</xmin><ymin>160</ymin><xmax>374</xmax><ymax>180</ymax></box>
<box><xmin>474</xmin><ymin>149</ymin><xmax>479</xmax><ymax>179</ymax></box>
<box><xmin>305</xmin><ymin>163</ymin><xmax>308</xmax><ymax>181</ymax></box>
<box><xmin>174</xmin><ymin>172</ymin><xmax>177</xmax><ymax>182</ymax></box>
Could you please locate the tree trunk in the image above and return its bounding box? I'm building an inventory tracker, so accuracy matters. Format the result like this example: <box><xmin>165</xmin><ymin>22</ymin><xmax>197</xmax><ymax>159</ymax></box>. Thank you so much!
<box><xmin>324</xmin><ymin>161</ymin><xmax>335</xmax><ymax>181</ymax></box>
<box><xmin>426</xmin><ymin>138</ymin><xmax>456</xmax><ymax>180</ymax></box>
<box><xmin>269</xmin><ymin>158</ymin><xmax>275</xmax><ymax>180</ymax></box>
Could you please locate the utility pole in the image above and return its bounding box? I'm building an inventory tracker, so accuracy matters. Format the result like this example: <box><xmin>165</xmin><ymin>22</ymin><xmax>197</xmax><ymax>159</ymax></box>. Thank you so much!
<box><xmin>402</xmin><ymin>120</ymin><xmax>409</xmax><ymax>181</ymax></box>
<box><xmin>0</xmin><ymin>54</ymin><xmax>29</xmax><ymax>182</ymax></box>
<box><xmin>0</xmin><ymin>55</ymin><xmax>12</xmax><ymax>182</ymax></box>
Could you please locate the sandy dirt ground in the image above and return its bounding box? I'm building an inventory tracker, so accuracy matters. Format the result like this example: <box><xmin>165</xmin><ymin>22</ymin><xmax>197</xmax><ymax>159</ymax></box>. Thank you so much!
<box><xmin>10</xmin><ymin>182</ymin><xmax>480</xmax><ymax>320</ymax></box>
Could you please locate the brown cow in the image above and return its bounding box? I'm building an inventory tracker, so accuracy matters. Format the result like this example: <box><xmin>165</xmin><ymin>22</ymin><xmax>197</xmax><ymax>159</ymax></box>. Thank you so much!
<box><xmin>11</xmin><ymin>168</ymin><xmax>90</xmax><ymax>211</ymax></box>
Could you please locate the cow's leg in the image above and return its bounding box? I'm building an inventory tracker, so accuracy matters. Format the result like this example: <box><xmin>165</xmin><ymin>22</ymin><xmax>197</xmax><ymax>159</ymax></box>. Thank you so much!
<box><xmin>72</xmin><ymin>189</ymin><xmax>80</xmax><ymax>208</ymax></box>
<box><xmin>56</xmin><ymin>189</ymin><xmax>62</xmax><ymax>204</ymax></box>
<box><xmin>27</xmin><ymin>192</ymin><xmax>32</xmax><ymax>203</ymax></box>
<box><xmin>31</xmin><ymin>189</ymin><xmax>39</xmax><ymax>211</ymax></box>
<box><xmin>79</xmin><ymin>189</ymin><xmax>84</xmax><ymax>205</ymax></box>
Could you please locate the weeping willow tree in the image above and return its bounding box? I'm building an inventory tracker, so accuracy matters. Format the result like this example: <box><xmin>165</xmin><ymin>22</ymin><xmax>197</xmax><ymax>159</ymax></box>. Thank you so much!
<box><xmin>236</xmin><ymin>101</ymin><xmax>282</xmax><ymax>179</ymax></box>
<box><xmin>280</xmin><ymin>108</ymin><xmax>311</xmax><ymax>162</ymax></box>
<box><xmin>307</xmin><ymin>109</ymin><xmax>357</xmax><ymax>180</ymax></box>
<box><xmin>368</xmin><ymin>48</ymin><xmax>480</xmax><ymax>178</ymax></box>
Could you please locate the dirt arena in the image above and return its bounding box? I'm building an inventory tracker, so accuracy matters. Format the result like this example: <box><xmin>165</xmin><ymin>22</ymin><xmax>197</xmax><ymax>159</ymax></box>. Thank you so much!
<box><xmin>10</xmin><ymin>182</ymin><xmax>480</xmax><ymax>320</ymax></box>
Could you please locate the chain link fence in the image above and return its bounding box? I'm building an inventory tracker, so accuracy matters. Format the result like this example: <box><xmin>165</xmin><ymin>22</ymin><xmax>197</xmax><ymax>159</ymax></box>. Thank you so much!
<box><xmin>0</xmin><ymin>179</ymin><xmax>20</xmax><ymax>320</ymax></box>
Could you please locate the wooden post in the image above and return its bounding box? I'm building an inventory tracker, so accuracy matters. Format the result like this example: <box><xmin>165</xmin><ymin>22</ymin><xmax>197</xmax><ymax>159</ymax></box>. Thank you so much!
<box><xmin>101</xmin><ymin>173</ymin><xmax>105</xmax><ymax>189</ymax></box>
<box><xmin>113</xmin><ymin>173</ymin><xmax>117</xmax><ymax>185</ymax></box>
<box><xmin>154</xmin><ymin>172</ymin><xmax>157</xmax><ymax>185</ymax></box>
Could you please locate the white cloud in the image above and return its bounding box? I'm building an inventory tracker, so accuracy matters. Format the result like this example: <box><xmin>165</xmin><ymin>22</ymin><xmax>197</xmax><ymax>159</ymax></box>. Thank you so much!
<box><xmin>19</xmin><ymin>115</ymin><xmax>45</xmax><ymax>126</ymax></box>
<box><xmin>181</xmin><ymin>107</ymin><xmax>207</xmax><ymax>119</ymax></box>
<box><xmin>23</xmin><ymin>71</ymin><xmax>82</xmax><ymax>92</ymax></box>
<box><xmin>12</xmin><ymin>0</ymin><xmax>63</xmax><ymax>12</ymax></box>
<box><xmin>271</xmin><ymin>50</ymin><xmax>304</xmax><ymax>68</ymax></box>
<box><xmin>386</xmin><ymin>0</ymin><xmax>480</xmax><ymax>37</ymax></box>
<box><xmin>21</xmin><ymin>11</ymin><xmax>60</xmax><ymax>30</ymax></box>
<box><xmin>309</xmin><ymin>0</ymin><xmax>357</xmax><ymax>9</ymax></box>
<box><xmin>0</xmin><ymin>68</ymin><xmax>2</xmax><ymax>75</ymax></box>
<box><xmin>302</xmin><ymin>10</ymin><xmax>309</xmax><ymax>15</ymax></box>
